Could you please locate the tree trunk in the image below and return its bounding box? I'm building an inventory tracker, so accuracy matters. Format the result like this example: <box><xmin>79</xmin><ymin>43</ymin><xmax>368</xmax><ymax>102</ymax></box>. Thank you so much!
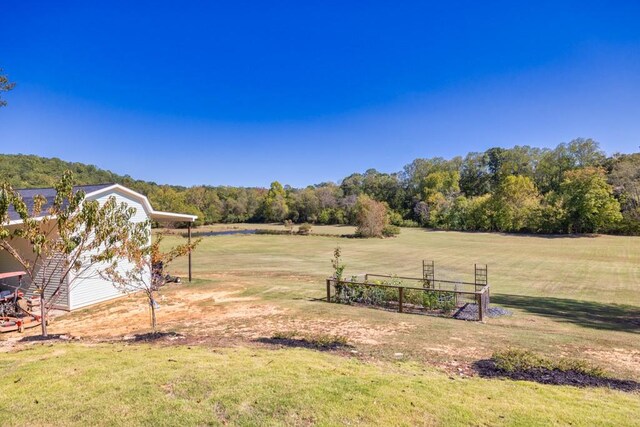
<box><xmin>149</xmin><ymin>294</ymin><xmax>157</xmax><ymax>333</ymax></box>
<box><xmin>40</xmin><ymin>294</ymin><xmax>48</xmax><ymax>337</ymax></box>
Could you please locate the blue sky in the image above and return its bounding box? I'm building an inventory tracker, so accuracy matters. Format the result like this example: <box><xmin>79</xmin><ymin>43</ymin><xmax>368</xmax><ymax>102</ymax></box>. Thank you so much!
<box><xmin>1</xmin><ymin>1</ymin><xmax>639</xmax><ymax>187</ymax></box>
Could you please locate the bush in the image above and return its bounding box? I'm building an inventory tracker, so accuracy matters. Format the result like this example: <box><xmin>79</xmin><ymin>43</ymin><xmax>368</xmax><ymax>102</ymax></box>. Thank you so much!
<box><xmin>298</xmin><ymin>223</ymin><xmax>312</xmax><ymax>235</ymax></box>
<box><xmin>355</xmin><ymin>195</ymin><xmax>388</xmax><ymax>238</ymax></box>
<box><xmin>382</xmin><ymin>225</ymin><xmax>401</xmax><ymax>237</ymax></box>
<box><xmin>387</xmin><ymin>210</ymin><xmax>404</xmax><ymax>226</ymax></box>
<box><xmin>493</xmin><ymin>349</ymin><xmax>606</xmax><ymax>377</ymax></box>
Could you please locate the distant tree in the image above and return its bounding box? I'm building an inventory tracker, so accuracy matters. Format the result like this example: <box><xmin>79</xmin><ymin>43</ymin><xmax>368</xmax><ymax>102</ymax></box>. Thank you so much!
<box><xmin>535</xmin><ymin>139</ymin><xmax>606</xmax><ymax>193</ymax></box>
<box><xmin>354</xmin><ymin>195</ymin><xmax>388</xmax><ymax>238</ymax></box>
<box><xmin>448</xmin><ymin>194</ymin><xmax>492</xmax><ymax>231</ymax></box>
<box><xmin>608</xmin><ymin>153</ymin><xmax>640</xmax><ymax>220</ymax></box>
<box><xmin>459</xmin><ymin>152</ymin><xmax>491</xmax><ymax>196</ymax></box>
<box><xmin>263</xmin><ymin>181</ymin><xmax>289</xmax><ymax>222</ymax></box>
<box><xmin>559</xmin><ymin>167</ymin><xmax>622</xmax><ymax>233</ymax></box>
<box><xmin>0</xmin><ymin>171</ymin><xmax>147</xmax><ymax>336</ymax></box>
<box><xmin>420</xmin><ymin>170</ymin><xmax>460</xmax><ymax>227</ymax></box>
<box><xmin>0</xmin><ymin>68</ymin><xmax>15</xmax><ymax>107</ymax></box>
<box><xmin>491</xmin><ymin>175</ymin><xmax>541</xmax><ymax>232</ymax></box>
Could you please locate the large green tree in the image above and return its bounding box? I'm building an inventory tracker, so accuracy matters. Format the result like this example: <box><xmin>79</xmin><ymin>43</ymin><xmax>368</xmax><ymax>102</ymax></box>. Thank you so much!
<box><xmin>491</xmin><ymin>175</ymin><xmax>541</xmax><ymax>232</ymax></box>
<box><xmin>263</xmin><ymin>181</ymin><xmax>289</xmax><ymax>222</ymax></box>
<box><xmin>559</xmin><ymin>167</ymin><xmax>622</xmax><ymax>233</ymax></box>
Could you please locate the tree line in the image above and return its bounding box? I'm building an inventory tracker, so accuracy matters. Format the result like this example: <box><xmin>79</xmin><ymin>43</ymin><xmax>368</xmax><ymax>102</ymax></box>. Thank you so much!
<box><xmin>2</xmin><ymin>138</ymin><xmax>639</xmax><ymax>234</ymax></box>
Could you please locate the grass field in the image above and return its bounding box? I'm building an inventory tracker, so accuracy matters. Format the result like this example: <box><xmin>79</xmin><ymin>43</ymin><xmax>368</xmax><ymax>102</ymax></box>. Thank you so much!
<box><xmin>1</xmin><ymin>225</ymin><xmax>639</xmax><ymax>425</ymax></box>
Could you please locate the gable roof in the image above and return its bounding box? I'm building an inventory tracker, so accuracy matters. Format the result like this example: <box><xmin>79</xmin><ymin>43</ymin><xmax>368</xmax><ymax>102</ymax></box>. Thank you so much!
<box><xmin>6</xmin><ymin>183</ymin><xmax>197</xmax><ymax>224</ymax></box>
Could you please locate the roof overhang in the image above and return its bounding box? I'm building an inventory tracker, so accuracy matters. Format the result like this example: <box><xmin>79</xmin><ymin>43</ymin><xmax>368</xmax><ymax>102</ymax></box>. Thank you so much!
<box><xmin>150</xmin><ymin>211</ymin><xmax>198</xmax><ymax>222</ymax></box>
<box><xmin>85</xmin><ymin>184</ymin><xmax>198</xmax><ymax>223</ymax></box>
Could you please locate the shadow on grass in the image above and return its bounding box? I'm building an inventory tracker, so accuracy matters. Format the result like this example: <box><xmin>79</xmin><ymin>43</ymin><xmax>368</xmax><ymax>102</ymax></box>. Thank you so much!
<box><xmin>418</xmin><ymin>228</ymin><xmax>600</xmax><ymax>239</ymax></box>
<box><xmin>19</xmin><ymin>334</ymin><xmax>71</xmax><ymax>342</ymax></box>
<box><xmin>124</xmin><ymin>331</ymin><xmax>186</xmax><ymax>342</ymax></box>
<box><xmin>492</xmin><ymin>294</ymin><xmax>640</xmax><ymax>333</ymax></box>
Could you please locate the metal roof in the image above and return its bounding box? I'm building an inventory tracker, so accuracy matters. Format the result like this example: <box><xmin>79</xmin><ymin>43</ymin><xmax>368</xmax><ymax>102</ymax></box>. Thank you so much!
<box><xmin>6</xmin><ymin>184</ymin><xmax>114</xmax><ymax>221</ymax></box>
<box><xmin>4</xmin><ymin>183</ymin><xmax>197</xmax><ymax>223</ymax></box>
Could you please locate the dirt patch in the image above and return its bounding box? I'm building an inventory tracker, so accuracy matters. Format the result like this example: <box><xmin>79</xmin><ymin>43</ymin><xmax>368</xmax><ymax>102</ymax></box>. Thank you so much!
<box><xmin>474</xmin><ymin>359</ymin><xmax>640</xmax><ymax>393</ymax></box>
<box><xmin>222</xmin><ymin>315</ymin><xmax>412</xmax><ymax>346</ymax></box>
<box><xmin>583</xmin><ymin>348</ymin><xmax>640</xmax><ymax>375</ymax></box>
<box><xmin>45</xmin><ymin>286</ymin><xmax>278</xmax><ymax>339</ymax></box>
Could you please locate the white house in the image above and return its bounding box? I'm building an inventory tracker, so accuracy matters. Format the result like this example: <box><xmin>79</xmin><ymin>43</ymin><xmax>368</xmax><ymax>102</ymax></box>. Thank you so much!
<box><xmin>0</xmin><ymin>183</ymin><xmax>196</xmax><ymax>310</ymax></box>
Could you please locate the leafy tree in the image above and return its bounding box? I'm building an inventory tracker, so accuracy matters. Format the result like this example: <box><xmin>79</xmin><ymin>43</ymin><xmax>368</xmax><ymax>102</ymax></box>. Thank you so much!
<box><xmin>354</xmin><ymin>194</ymin><xmax>388</xmax><ymax>238</ymax></box>
<box><xmin>447</xmin><ymin>194</ymin><xmax>492</xmax><ymax>231</ymax></box>
<box><xmin>0</xmin><ymin>68</ymin><xmax>15</xmax><ymax>107</ymax></box>
<box><xmin>491</xmin><ymin>175</ymin><xmax>541</xmax><ymax>232</ymax></box>
<box><xmin>459</xmin><ymin>152</ymin><xmax>491</xmax><ymax>196</ymax></box>
<box><xmin>608</xmin><ymin>153</ymin><xmax>640</xmax><ymax>220</ymax></box>
<box><xmin>263</xmin><ymin>181</ymin><xmax>289</xmax><ymax>222</ymax></box>
<box><xmin>559</xmin><ymin>167</ymin><xmax>622</xmax><ymax>233</ymax></box>
<box><xmin>0</xmin><ymin>172</ymin><xmax>148</xmax><ymax>336</ymax></box>
<box><xmin>536</xmin><ymin>139</ymin><xmax>605</xmax><ymax>193</ymax></box>
<box><xmin>419</xmin><ymin>170</ymin><xmax>460</xmax><ymax>227</ymax></box>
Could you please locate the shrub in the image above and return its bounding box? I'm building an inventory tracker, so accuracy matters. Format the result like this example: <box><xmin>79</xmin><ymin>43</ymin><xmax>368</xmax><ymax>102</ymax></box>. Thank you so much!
<box><xmin>493</xmin><ymin>349</ymin><xmax>606</xmax><ymax>377</ymax></box>
<box><xmin>382</xmin><ymin>225</ymin><xmax>401</xmax><ymax>237</ymax></box>
<box><xmin>298</xmin><ymin>223</ymin><xmax>312</xmax><ymax>235</ymax></box>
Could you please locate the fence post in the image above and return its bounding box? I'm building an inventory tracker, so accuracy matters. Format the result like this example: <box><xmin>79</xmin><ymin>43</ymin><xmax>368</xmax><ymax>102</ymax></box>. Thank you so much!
<box><xmin>398</xmin><ymin>287</ymin><xmax>404</xmax><ymax>313</ymax></box>
<box><xmin>326</xmin><ymin>279</ymin><xmax>331</xmax><ymax>303</ymax></box>
<box><xmin>477</xmin><ymin>292</ymin><xmax>484</xmax><ymax>322</ymax></box>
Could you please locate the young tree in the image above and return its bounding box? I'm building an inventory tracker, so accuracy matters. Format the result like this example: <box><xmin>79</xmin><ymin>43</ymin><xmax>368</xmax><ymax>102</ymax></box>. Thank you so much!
<box><xmin>0</xmin><ymin>171</ymin><xmax>148</xmax><ymax>336</ymax></box>
<box><xmin>354</xmin><ymin>194</ymin><xmax>388</xmax><ymax>238</ymax></box>
<box><xmin>103</xmin><ymin>233</ymin><xmax>199</xmax><ymax>332</ymax></box>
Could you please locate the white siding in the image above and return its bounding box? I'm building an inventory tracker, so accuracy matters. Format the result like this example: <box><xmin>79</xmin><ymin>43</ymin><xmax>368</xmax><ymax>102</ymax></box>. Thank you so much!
<box><xmin>68</xmin><ymin>189</ymin><xmax>151</xmax><ymax>310</ymax></box>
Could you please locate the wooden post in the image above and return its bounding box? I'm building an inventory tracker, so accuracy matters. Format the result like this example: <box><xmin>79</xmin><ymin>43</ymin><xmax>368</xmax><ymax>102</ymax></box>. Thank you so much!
<box><xmin>477</xmin><ymin>292</ymin><xmax>484</xmax><ymax>322</ymax></box>
<box><xmin>188</xmin><ymin>222</ymin><xmax>192</xmax><ymax>282</ymax></box>
<box><xmin>326</xmin><ymin>279</ymin><xmax>332</xmax><ymax>302</ymax></box>
<box><xmin>398</xmin><ymin>287</ymin><xmax>404</xmax><ymax>313</ymax></box>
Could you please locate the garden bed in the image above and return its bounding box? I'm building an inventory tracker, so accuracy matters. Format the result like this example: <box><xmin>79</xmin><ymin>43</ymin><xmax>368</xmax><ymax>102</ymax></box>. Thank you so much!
<box><xmin>474</xmin><ymin>350</ymin><xmax>640</xmax><ymax>392</ymax></box>
<box><xmin>326</xmin><ymin>274</ymin><xmax>491</xmax><ymax>321</ymax></box>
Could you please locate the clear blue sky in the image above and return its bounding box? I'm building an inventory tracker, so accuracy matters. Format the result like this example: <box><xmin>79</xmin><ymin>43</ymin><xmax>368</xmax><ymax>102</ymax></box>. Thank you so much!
<box><xmin>1</xmin><ymin>1</ymin><xmax>639</xmax><ymax>187</ymax></box>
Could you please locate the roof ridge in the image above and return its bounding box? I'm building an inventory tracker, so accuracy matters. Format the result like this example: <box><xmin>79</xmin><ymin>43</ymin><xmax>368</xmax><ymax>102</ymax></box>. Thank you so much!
<box><xmin>13</xmin><ymin>183</ymin><xmax>116</xmax><ymax>192</ymax></box>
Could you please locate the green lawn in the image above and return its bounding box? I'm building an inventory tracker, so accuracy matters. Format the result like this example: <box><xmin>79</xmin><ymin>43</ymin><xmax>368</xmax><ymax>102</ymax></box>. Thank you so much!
<box><xmin>1</xmin><ymin>225</ymin><xmax>639</xmax><ymax>425</ymax></box>
<box><xmin>165</xmin><ymin>225</ymin><xmax>640</xmax><ymax>377</ymax></box>
<box><xmin>0</xmin><ymin>344</ymin><xmax>637</xmax><ymax>426</ymax></box>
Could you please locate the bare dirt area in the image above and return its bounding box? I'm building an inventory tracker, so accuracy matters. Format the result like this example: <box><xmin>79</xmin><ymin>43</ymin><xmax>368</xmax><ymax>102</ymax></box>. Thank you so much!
<box><xmin>1</xmin><ymin>278</ymin><xmax>412</xmax><ymax>356</ymax></box>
